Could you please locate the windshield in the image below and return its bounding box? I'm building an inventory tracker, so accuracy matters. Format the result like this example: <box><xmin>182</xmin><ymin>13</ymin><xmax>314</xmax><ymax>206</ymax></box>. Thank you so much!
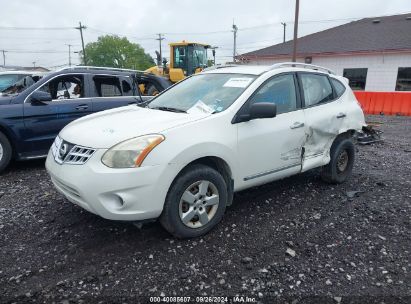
<box><xmin>1</xmin><ymin>74</ymin><xmax>41</xmax><ymax>95</ymax></box>
<box><xmin>148</xmin><ymin>73</ymin><xmax>256</xmax><ymax>113</ymax></box>
<box><xmin>0</xmin><ymin>74</ymin><xmax>27</xmax><ymax>92</ymax></box>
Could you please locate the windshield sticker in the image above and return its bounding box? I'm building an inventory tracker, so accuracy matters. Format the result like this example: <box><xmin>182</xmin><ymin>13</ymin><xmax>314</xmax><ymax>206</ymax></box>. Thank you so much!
<box><xmin>187</xmin><ymin>100</ymin><xmax>214</xmax><ymax>115</ymax></box>
<box><xmin>223</xmin><ymin>77</ymin><xmax>253</xmax><ymax>88</ymax></box>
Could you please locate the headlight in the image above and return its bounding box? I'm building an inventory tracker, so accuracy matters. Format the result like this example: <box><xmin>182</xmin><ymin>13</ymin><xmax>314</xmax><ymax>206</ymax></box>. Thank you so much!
<box><xmin>101</xmin><ymin>134</ymin><xmax>165</xmax><ymax>168</ymax></box>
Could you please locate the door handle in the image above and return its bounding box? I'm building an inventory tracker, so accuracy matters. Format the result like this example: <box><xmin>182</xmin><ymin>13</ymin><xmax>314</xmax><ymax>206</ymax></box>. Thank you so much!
<box><xmin>336</xmin><ymin>112</ymin><xmax>346</xmax><ymax>119</ymax></box>
<box><xmin>290</xmin><ymin>122</ymin><xmax>305</xmax><ymax>129</ymax></box>
<box><xmin>75</xmin><ymin>105</ymin><xmax>89</xmax><ymax>110</ymax></box>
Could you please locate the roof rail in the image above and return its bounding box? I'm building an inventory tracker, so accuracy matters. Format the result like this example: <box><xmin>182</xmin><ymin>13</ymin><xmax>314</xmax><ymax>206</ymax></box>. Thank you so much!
<box><xmin>202</xmin><ymin>64</ymin><xmax>241</xmax><ymax>72</ymax></box>
<box><xmin>60</xmin><ymin>65</ymin><xmax>145</xmax><ymax>73</ymax></box>
<box><xmin>269</xmin><ymin>62</ymin><xmax>335</xmax><ymax>74</ymax></box>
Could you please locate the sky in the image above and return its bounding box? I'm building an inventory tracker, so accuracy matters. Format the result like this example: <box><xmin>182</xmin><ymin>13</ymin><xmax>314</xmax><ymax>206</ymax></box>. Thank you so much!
<box><xmin>1</xmin><ymin>0</ymin><xmax>411</xmax><ymax>69</ymax></box>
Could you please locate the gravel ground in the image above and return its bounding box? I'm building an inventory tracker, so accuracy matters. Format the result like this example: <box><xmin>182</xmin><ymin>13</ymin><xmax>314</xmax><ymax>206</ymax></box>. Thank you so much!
<box><xmin>0</xmin><ymin>115</ymin><xmax>410</xmax><ymax>303</ymax></box>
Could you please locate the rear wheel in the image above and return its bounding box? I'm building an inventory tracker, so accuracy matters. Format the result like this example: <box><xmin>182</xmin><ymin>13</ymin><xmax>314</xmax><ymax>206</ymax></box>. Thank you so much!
<box><xmin>321</xmin><ymin>136</ymin><xmax>355</xmax><ymax>184</ymax></box>
<box><xmin>160</xmin><ymin>164</ymin><xmax>227</xmax><ymax>238</ymax></box>
<box><xmin>0</xmin><ymin>132</ymin><xmax>12</xmax><ymax>174</ymax></box>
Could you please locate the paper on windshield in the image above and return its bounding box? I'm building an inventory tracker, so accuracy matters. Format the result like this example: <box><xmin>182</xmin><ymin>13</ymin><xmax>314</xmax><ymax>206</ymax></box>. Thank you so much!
<box><xmin>223</xmin><ymin>77</ymin><xmax>253</xmax><ymax>88</ymax></box>
<box><xmin>187</xmin><ymin>100</ymin><xmax>214</xmax><ymax>115</ymax></box>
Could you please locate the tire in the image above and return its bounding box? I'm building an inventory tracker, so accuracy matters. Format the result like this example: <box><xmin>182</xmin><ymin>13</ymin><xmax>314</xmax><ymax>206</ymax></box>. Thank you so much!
<box><xmin>0</xmin><ymin>132</ymin><xmax>12</xmax><ymax>174</ymax></box>
<box><xmin>160</xmin><ymin>164</ymin><xmax>228</xmax><ymax>238</ymax></box>
<box><xmin>321</xmin><ymin>136</ymin><xmax>355</xmax><ymax>184</ymax></box>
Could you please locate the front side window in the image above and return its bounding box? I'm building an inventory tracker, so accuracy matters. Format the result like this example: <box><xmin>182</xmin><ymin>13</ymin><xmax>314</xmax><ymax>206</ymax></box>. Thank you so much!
<box><xmin>38</xmin><ymin>74</ymin><xmax>84</xmax><ymax>100</ymax></box>
<box><xmin>249</xmin><ymin>74</ymin><xmax>297</xmax><ymax>114</ymax></box>
<box><xmin>148</xmin><ymin>73</ymin><xmax>256</xmax><ymax>113</ymax></box>
<box><xmin>395</xmin><ymin>67</ymin><xmax>411</xmax><ymax>91</ymax></box>
<box><xmin>93</xmin><ymin>76</ymin><xmax>122</xmax><ymax>97</ymax></box>
<box><xmin>343</xmin><ymin>68</ymin><xmax>367</xmax><ymax>91</ymax></box>
<box><xmin>300</xmin><ymin>74</ymin><xmax>334</xmax><ymax>107</ymax></box>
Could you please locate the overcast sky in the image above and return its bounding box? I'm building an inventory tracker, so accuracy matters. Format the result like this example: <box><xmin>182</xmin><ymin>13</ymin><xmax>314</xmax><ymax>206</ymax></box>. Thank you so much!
<box><xmin>1</xmin><ymin>0</ymin><xmax>411</xmax><ymax>69</ymax></box>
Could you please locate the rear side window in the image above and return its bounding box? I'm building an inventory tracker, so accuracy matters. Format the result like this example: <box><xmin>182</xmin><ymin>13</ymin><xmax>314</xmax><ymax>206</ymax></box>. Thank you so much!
<box><xmin>331</xmin><ymin>78</ymin><xmax>346</xmax><ymax>97</ymax></box>
<box><xmin>249</xmin><ymin>74</ymin><xmax>297</xmax><ymax>114</ymax></box>
<box><xmin>93</xmin><ymin>76</ymin><xmax>122</xmax><ymax>97</ymax></box>
<box><xmin>300</xmin><ymin>74</ymin><xmax>333</xmax><ymax>107</ymax></box>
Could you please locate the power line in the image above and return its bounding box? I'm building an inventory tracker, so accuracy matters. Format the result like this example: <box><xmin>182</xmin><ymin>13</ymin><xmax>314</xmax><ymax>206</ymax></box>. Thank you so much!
<box><xmin>1</xmin><ymin>11</ymin><xmax>411</xmax><ymax>36</ymax></box>
<box><xmin>4</xmin><ymin>49</ymin><xmax>68</xmax><ymax>54</ymax></box>
<box><xmin>0</xmin><ymin>26</ymin><xmax>74</xmax><ymax>30</ymax></box>
<box><xmin>0</xmin><ymin>35</ymin><xmax>79</xmax><ymax>41</ymax></box>
<box><xmin>87</xmin><ymin>27</ymin><xmax>155</xmax><ymax>41</ymax></box>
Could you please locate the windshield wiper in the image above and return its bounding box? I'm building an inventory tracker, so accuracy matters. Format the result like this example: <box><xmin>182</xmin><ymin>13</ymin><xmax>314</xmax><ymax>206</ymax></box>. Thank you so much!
<box><xmin>150</xmin><ymin>106</ymin><xmax>187</xmax><ymax>113</ymax></box>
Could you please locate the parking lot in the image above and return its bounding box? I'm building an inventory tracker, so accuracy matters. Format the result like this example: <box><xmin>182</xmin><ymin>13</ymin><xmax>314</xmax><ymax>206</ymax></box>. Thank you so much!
<box><xmin>0</xmin><ymin>115</ymin><xmax>410</xmax><ymax>302</ymax></box>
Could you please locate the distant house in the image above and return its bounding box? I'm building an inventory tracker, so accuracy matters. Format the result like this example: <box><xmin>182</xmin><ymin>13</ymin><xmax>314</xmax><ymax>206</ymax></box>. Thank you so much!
<box><xmin>239</xmin><ymin>13</ymin><xmax>411</xmax><ymax>92</ymax></box>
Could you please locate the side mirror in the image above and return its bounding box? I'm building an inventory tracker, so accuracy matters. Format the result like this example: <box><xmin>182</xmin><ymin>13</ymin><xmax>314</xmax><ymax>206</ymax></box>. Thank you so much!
<box><xmin>233</xmin><ymin>102</ymin><xmax>277</xmax><ymax>123</ymax></box>
<box><xmin>30</xmin><ymin>90</ymin><xmax>52</xmax><ymax>105</ymax></box>
<box><xmin>250</xmin><ymin>102</ymin><xmax>277</xmax><ymax>120</ymax></box>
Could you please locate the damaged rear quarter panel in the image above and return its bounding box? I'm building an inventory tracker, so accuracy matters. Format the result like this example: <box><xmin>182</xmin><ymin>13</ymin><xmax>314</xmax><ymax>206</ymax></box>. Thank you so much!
<box><xmin>301</xmin><ymin>89</ymin><xmax>365</xmax><ymax>172</ymax></box>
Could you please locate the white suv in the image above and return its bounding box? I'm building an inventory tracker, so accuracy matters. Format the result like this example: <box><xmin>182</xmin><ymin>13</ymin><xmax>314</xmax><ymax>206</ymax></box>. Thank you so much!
<box><xmin>46</xmin><ymin>63</ymin><xmax>365</xmax><ymax>238</ymax></box>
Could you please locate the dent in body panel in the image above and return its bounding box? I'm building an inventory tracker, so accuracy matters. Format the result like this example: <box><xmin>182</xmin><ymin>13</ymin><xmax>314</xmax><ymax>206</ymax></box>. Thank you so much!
<box><xmin>300</xmin><ymin>112</ymin><xmax>343</xmax><ymax>172</ymax></box>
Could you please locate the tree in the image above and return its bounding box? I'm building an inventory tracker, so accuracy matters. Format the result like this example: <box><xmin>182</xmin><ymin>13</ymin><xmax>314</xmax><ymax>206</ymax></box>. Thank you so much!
<box><xmin>82</xmin><ymin>35</ymin><xmax>155</xmax><ymax>70</ymax></box>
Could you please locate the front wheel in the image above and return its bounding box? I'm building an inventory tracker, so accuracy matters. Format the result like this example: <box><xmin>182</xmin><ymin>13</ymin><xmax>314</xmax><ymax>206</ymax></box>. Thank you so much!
<box><xmin>160</xmin><ymin>164</ymin><xmax>227</xmax><ymax>238</ymax></box>
<box><xmin>321</xmin><ymin>136</ymin><xmax>355</xmax><ymax>184</ymax></box>
<box><xmin>0</xmin><ymin>132</ymin><xmax>12</xmax><ymax>174</ymax></box>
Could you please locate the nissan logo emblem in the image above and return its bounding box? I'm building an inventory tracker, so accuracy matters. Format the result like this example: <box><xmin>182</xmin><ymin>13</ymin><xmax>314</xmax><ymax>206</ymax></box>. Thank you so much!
<box><xmin>59</xmin><ymin>143</ymin><xmax>68</xmax><ymax>159</ymax></box>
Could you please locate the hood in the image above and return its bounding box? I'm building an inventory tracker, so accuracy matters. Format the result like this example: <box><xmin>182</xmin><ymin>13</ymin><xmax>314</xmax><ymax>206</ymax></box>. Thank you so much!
<box><xmin>60</xmin><ymin>105</ymin><xmax>210</xmax><ymax>148</ymax></box>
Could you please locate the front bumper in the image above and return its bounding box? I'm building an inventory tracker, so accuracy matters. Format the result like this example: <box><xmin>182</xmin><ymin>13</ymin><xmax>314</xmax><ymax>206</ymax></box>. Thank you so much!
<box><xmin>46</xmin><ymin>149</ymin><xmax>174</xmax><ymax>221</ymax></box>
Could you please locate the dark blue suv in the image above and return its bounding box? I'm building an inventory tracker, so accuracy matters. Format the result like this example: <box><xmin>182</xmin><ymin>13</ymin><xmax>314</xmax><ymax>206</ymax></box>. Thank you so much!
<box><xmin>0</xmin><ymin>66</ymin><xmax>170</xmax><ymax>172</ymax></box>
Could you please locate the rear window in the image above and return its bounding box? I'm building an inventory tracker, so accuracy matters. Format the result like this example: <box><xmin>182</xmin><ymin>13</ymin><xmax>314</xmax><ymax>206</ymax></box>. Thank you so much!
<box><xmin>300</xmin><ymin>74</ymin><xmax>334</xmax><ymax>107</ymax></box>
<box><xmin>331</xmin><ymin>78</ymin><xmax>346</xmax><ymax>97</ymax></box>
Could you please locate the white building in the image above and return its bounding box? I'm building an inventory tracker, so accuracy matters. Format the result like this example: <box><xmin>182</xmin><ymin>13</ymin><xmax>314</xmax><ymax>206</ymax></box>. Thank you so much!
<box><xmin>239</xmin><ymin>13</ymin><xmax>411</xmax><ymax>92</ymax></box>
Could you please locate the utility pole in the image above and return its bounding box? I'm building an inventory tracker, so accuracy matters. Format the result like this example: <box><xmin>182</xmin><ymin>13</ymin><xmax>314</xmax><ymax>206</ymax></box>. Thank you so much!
<box><xmin>75</xmin><ymin>22</ymin><xmax>87</xmax><ymax>65</ymax></box>
<box><xmin>210</xmin><ymin>46</ymin><xmax>218</xmax><ymax>66</ymax></box>
<box><xmin>66</xmin><ymin>44</ymin><xmax>72</xmax><ymax>67</ymax></box>
<box><xmin>292</xmin><ymin>0</ymin><xmax>300</xmax><ymax>62</ymax></box>
<box><xmin>232</xmin><ymin>23</ymin><xmax>238</xmax><ymax>63</ymax></box>
<box><xmin>156</xmin><ymin>34</ymin><xmax>165</xmax><ymax>63</ymax></box>
<box><xmin>281</xmin><ymin>22</ymin><xmax>287</xmax><ymax>43</ymax></box>
<box><xmin>1</xmin><ymin>50</ymin><xmax>6</xmax><ymax>67</ymax></box>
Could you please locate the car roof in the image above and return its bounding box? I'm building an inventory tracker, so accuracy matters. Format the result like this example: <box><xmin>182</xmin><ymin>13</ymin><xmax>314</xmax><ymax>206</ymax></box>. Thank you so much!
<box><xmin>202</xmin><ymin>65</ymin><xmax>270</xmax><ymax>75</ymax></box>
<box><xmin>202</xmin><ymin>63</ymin><xmax>335</xmax><ymax>76</ymax></box>
<box><xmin>57</xmin><ymin>66</ymin><xmax>148</xmax><ymax>76</ymax></box>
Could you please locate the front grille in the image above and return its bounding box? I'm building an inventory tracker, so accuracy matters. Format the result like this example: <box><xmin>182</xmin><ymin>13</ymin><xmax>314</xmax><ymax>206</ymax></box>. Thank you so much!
<box><xmin>64</xmin><ymin>146</ymin><xmax>96</xmax><ymax>165</ymax></box>
<box><xmin>52</xmin><ymin>136</ymin><xmax>96</xmax><ymax>165</ymax></box>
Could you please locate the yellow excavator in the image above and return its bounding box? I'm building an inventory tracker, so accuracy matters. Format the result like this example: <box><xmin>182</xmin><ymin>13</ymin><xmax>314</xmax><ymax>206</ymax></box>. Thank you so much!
<box><xmin>145</xmin><ymin>41</ymin><xmax>211</xmax><ymax>85</ymax></box>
